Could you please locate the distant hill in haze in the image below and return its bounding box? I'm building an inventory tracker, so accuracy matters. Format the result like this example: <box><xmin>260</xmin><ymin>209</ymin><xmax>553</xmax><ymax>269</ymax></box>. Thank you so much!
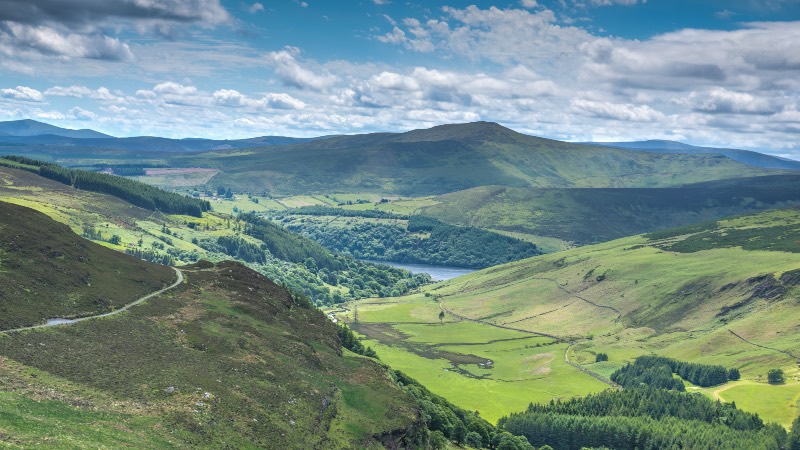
<box><xmin>588</xmin><ymin>139</ymin><xmax>800</xmax><ymax>171</ymax></box>
<box><xmin>0</xmin><ymin>119</ymin><xmax>112</xmax><ymax>139</ymax></box>
<box><xmin>193</xmin><ymin>121</ymin><xmax>786</xmax><ymax>195</ymax></box>
<box><xmin>0</xmin><ymin>119</ymin><xmax>312</xmax><ymax>153</ymax></box>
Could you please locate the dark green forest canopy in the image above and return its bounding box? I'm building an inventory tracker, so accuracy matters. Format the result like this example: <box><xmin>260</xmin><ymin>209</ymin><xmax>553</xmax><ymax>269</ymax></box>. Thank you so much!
<box><xmin>499</xmin><ymin>388</ymin><xmax>788</xmax><ymax>450</ymax></box>
<box><xmin>611</xmin><ymin>355</ymin><xmax>738</xmax><ymax>390</ymax></box>
<box><xmin>275</xmin><ymin>212</ymin><xmax>541</xmax><ymax>269</ymax></box>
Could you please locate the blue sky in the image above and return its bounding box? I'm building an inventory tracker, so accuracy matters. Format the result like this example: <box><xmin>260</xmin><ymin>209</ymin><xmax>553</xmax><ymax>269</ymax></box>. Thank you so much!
<box><xmin>0</xmin><ymin>1</ymin><xmax>798</xmax><ymax>157</ymax></box>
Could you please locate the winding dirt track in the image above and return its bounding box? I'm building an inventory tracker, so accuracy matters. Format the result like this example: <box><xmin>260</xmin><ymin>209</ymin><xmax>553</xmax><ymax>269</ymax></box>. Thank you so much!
<box><xmin>0</xmin><ymin>267</ymin><xmax>183</xmax><ymax>334</ymax></box>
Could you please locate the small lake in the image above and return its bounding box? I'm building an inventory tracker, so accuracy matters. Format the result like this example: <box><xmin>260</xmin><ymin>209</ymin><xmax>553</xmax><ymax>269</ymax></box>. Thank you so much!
<box><xmin>361</xmin><ymin>260</ymin><xmax>477</xmax><ymax>281</ymax></box>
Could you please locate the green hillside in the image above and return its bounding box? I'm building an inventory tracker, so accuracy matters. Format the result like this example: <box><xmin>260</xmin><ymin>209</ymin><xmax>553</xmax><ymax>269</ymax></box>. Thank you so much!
<box><xmin>331</xmin><ymin>207</ymin><xmax>800</xmax><ymax>427</ymax></box>
<box><xmin>0</xmin><ymin>201</ymin><xmax>176</xmax><ymax>329</ymax></box>
<box><xmin>419</xmin><ymin>175</ymin><xmax>800</xmax><ymax>245</ymax></box>
<box><xmin>0</xmin><ymin>166</ymin><xmax>430</xmax><ymax>305</ymax></box>
<box><xmin>188</xmin><ymin>122</ymin><xmax>779</xmax><ymax>195</ymax></box>
<box><xmin>0</xmin><ymin>207</ymin><xmax>420</xmax><ymax>448</ymax></box>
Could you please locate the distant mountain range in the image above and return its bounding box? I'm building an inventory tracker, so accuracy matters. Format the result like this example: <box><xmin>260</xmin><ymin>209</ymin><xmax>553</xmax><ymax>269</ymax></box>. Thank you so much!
<box><xmin>196</xmin><ymin>121</ymin><xmax>785</xmax><ymax>195</ymax></box>
<box><xmin>0</xmin><ymin>119</ymin><xmax>111</xmax><ymax>139</ymax></box>
<box><xmin>0</xmin><ymin>119</ymin><xmax>311</xmax><ymax>152</ymax></box>
<box><xmin>587</xmin><ymin>139</ymin><xmax>800</xmax><ymax>171</ymax></box>
<box><xmin>0</xmin><ymin>119</ymin><xmax>796</xmax><ymax>195</ymax></box>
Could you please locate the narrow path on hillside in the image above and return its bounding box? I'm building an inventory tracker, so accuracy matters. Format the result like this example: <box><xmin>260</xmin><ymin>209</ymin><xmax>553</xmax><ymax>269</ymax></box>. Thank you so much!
<box><xmin>0</xmin><ymin>267</ymin><xmax>184</xmax><ymax>334</ymax></box>
<box><xmin>727</xmin><ymin>328</ymin><xmax>800</xmax><ymax>361</ymax></box>
<box><xmin>437</xmin><ymin>299</ymin><xmax>620</xmax><ymax>389</ymax></box>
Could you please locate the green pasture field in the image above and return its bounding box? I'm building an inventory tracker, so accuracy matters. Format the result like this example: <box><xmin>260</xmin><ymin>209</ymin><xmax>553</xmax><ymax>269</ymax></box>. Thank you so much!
<box><xmin>334</xmin><ymin>298</ymin><xmax>609</xmax><ymax>424</ymax></box>
<box><xmin>333</xmin><ymin>208</ymin><xmax>800</xmax><ymax>427</ymax></box>
<box><xmin>710</xmin><ymin>381</ymin><xmax>800</xmax><ymax>429</ymax></box>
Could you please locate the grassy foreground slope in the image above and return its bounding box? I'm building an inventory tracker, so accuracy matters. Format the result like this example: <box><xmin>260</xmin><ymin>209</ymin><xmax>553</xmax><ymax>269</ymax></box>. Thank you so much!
<box><xmin>419</xmin><ymin>175</ymin><xmax>800</xmax><ymax>245</ymax></box>
<box><xmin>0</xmin><ymin>201</ymin><xmax>175</xmax><ymax>329</ymax></box>
<box><xmin>192</xmin><ymin>122</ymin><xmax>779</xmax><ymax>195</ymax></box>
<box><xmin>0</xmin><ymin>204</ymin><xmax>425</xmax><ymax>448</ymax></box>
<box><xmin>333</xmin><ymin>207</ymin><xmax>800</xmax><ymax>426</ymax></box>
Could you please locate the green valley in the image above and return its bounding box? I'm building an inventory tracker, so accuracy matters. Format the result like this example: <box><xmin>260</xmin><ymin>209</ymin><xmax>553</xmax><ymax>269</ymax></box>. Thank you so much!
<box><xmin>3</xmin><ymin>121</ymin><xmax>800</xmax><ymax>450</ymax></box>
<box><xmin>330</xmin><ymin>206</ymin><xmax>800</xmax><ymax>429</ymax></box>
<box><xmin>0</xmin><ymin>200</ymin><xmax>530</xmax><ymax>449</ymax></box>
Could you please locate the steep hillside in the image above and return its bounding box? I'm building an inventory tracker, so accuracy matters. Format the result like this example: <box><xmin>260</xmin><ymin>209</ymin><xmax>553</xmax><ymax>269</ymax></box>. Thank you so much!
<box><xmin>0</xmin><ymin>165</ymin><xmax>430</xmax><ymax>305</ymax></box>
<box><xmin>0</xmin><ymin>205</ymin><xmax>428</xmax><ymax>448</ymax></box>
<box><xmin>0</xmin><ymin>201</ymin><xmax>176</xmax><ymax>329</ymax></box>
<box><xmin>191</xmin><ymin>122</ymin><xmax>780</xmax><ymax>195</ymax></box>
<box><xmin>335</xmin><ymin>207</ymin><xmax>800</xmax><ymax>426</ymax></box>
<box><xmin>419</xmin><ymin>175</ymin><xmax>800</xmax><ymax>245</ymax></box>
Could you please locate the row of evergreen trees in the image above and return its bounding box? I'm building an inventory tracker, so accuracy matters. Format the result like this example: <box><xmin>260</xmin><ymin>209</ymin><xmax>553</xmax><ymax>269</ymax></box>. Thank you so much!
<box><xmin>335</xmin><ymin>324</ymin><xmax>378</xmax><ymax>358</ymax></box>
<box><xmin>499</xmin><ymin>388</ymin><xmax>787</xmax><ymax>450</ymax></box>
<box><xmin>2</xmin><ymin>156</ymin><xmax>210</xmax><ymax>217</ymax></box>
<box><xmin>284</xmin><ymin>205</ymin><xmax>405</xmax><ymax>219</ymax></box>
<box><xmin>611</xmin><ymin>355</ymin><xmax>738</xmax><ymax>389</ymax></box>
<box><xmin>392</xmin><ymin>370</ymin><xmax>533</xmax><ymax>450</ymax></box>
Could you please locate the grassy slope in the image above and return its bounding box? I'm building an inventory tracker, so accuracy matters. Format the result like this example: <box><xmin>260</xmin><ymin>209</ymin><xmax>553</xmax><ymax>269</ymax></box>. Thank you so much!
<box><xmin>0</xmin><ymin>166</ymin><xmax>427</xmax><ymax>305</ymax></box>
<box><xmin>0</xmin><ymin>250</ymin><xmax>422</xmax><ymax>448</ymax></box>
<box><xmin>331</xmin><ymin>207</ymin><xmax>800</xmax><ymax>426</ymax></box>
<box><xmin>419</xmin><ymin>175</ymin><xmax>800</xmax><ymax>245</ymax></box>
<box><xmin>0</xmin><ymin>201</ymin><xmax>175</xmax><ymax>329</ymax></box>
<box><xmin>185</xmin><ymin>122</ymin><xmax>778</xmax><ymax>195</ymax></box>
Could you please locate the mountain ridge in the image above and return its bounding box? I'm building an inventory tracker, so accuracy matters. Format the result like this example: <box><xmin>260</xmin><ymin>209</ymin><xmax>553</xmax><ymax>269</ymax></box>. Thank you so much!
<box><xmin>0</xmin><ymin>119</ymin><xmax>112</xmax><ymax>139</ymax></box>
<box><xmin>588</xmin><ymin>139</ymin><xmax>800</xmax><ymax>171</ymax></box>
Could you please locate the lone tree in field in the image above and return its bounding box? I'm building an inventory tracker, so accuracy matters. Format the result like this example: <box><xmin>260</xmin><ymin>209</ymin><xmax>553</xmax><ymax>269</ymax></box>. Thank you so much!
<box><xmin>438</xmin><ymin>310</ymin><xmax>445</xmax><ymax>324</ymax></box>
<box><xmin>768</xmin><ymin>368</ymin><xmax>785</xmax><ymax>384</ymax></box>
<box><xmin>596</xmin><ymin>353</ymin><xmax>609</xmax><ymax>362</ymax></box>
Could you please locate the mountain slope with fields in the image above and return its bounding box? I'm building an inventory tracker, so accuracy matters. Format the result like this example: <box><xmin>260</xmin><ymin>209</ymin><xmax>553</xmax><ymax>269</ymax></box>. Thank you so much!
<box><xmin>418</xmin><ymin>175</ymin><xmax>800</xmax><ymax>245</ymax></box>
<box><xmin>335</xmin><ymin>206</ymin><xmax>800</xmax><ymax>427</ymax></box>
<box><xmin>0</xmin><ymin>165</ymin><xmax>431</xmax><ymax>305</ymax></box>
<box><xmin>187</xmin><ymin>122</ymin><xmax>781</xmax><ymax>195</ymax></box>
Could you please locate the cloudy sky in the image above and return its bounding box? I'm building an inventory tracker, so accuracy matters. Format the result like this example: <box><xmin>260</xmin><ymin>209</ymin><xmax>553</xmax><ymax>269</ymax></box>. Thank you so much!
<box><xmin>0</xmin><ymin>1</ymin><xmax>798</xmax><ymax>156</ymax></box>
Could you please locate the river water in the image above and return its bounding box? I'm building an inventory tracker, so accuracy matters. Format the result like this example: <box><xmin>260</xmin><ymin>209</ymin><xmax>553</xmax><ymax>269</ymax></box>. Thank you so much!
<box><xmin>361</xmin><ymin>260</ymin><xmax>477</xmax><ymax>281</ymax></box>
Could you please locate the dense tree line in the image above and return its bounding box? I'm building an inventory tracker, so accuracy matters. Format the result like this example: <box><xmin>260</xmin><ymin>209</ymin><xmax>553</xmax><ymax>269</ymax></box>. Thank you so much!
<box><xmin>216</xmin><ymin>236</ymin><xmax>267</xmax><ymax>264</ymax></box>
<box><xmin>335</xmin><ymin>324</ymin><xmax>378</xmax><ymax>358</ymax></box>
<box><xmin>2</xmin><ymin>156</ymin><xmax>210</xmax><ymax>217</ymax></box>
<box><xmin>240</xmin><ymin>212</ymin><xmax>341</xmax><ymax>270</ymax></box>
<box><xmin>282</xmin><ymin>205</ymin><xmax>407</xmax><ymax>219</ymax></box>
<box><xmin>789</xmin><ymin>414</ymin><xmax>800</xmax><ymax>450</ymax></box>
<box><xmin>197</xmin><ymin>218</ymin><xmax>430</xmax><ymax>305</ymax></box>
<box><xmin>279</xmin><ymin>214</ymin><xmax>541</xmax><ymax>269</ymax></box>
<box><xmin>499</xmin><ymin>388</ymin><xmax>786</xmax><ymax>450</ymax></box>
<box><xmin>124</xmin><ymin>248</ymin><xmax>175</xmax><ymax>266</ymax></box>
<box><xmin>612</xmin><ymin>355</ymin><xmax>737</xmax><ymax>389</ymax></box>
<box><xmin>392</xmin><ymin>370</ymin><xmax>533</xmax><ymax>450</ymax></box>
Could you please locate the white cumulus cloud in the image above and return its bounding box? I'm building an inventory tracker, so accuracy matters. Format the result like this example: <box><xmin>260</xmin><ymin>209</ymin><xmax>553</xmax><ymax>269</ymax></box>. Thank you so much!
<box><xmin>0</xmin><ymin>86</ymin><xmax>45</xmax><ymax>102</ymax></box>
